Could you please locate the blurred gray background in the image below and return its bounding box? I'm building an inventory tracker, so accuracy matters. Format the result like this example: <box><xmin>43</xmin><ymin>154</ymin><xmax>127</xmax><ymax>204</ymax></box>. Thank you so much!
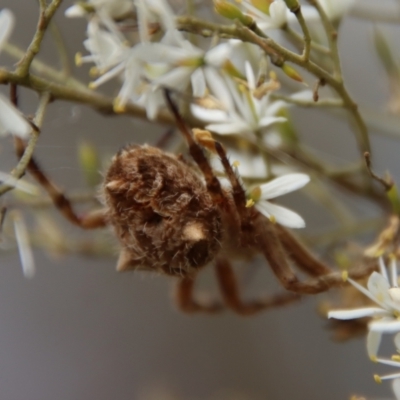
<box><xmin>1</xmin><ymin>0</ymin><xmax>400</xmax><ymax>399</ymax></box>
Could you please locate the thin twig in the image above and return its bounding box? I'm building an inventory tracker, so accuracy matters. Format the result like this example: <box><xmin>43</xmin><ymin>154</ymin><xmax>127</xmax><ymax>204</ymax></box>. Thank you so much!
<box><xmin>270</xmin><ymin>93</ymin><xmax>343</xmax><ymax>108</ymax></box>
<box><xmin>284</xmin><ymin>26</ymin><xmax>330</xmax><ymax>56</ymax></box>
<box><xmin>364</xmin><ymin>152</ymin><xmax>393</xmax><ymax>191</ymax></box>
<box><xmin>16</xmin><ymin>0</ymin><xmax>63</xmax><ymax>77</ymax></box>
<box><xmin>0</xmin><ymin>68</ymin><xmax>176</xmax><ymax>125</ymax></box>
<box><xmin>49</xmin><ymin>21</ymin><xmax>72</xmax><ymax>77</ymax></box>
<box><xmin>291</xmin><ymin>5</ymin><xmax>311</xmax><ymax>61</ymax></box>
<box><xmin>307</xmin><ymin>0</ymin><xmax>341</xmax><ymax>80</ymax></box>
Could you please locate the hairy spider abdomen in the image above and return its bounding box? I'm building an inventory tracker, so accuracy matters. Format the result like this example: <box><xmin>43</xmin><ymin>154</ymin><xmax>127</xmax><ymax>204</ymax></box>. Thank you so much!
<box><xmin>103</xmin><ymin>144</ymin><xmax>222</xmax><ymax>276</ymax></box>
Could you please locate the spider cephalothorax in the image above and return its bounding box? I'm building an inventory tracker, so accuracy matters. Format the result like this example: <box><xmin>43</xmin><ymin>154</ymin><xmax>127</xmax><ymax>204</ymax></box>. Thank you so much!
<box><xmin>103</xmin><ymin>144</ymin><xmax>222</xmax><ymax>276</ymax></box>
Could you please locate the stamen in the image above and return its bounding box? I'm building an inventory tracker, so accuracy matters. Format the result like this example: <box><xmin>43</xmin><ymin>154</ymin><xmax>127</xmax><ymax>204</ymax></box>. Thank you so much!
<box><xmin>75</xmin><ymin>52</ymin><xmax>82</xmax><ymax>66</ymax></box>
<box><xmin>246</xmin><ymin>199</ymin><xmax>255</xmax><ymax>208</ymax></box>
<box><xmin>113</xmin><ymin>98</ymin><xmax>126</xmax><ymax>113</ymax></box>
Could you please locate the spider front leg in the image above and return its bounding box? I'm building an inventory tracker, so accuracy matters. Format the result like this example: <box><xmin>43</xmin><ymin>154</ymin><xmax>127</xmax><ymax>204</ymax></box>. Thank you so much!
<box><xmin>9</xmin><ymin>84</ymin><xmax>107</xmax><ymax>230</ymax></box>
<box><xmin>215</xmin><ymin>258</ymin><xmax>301</xmax><ymax>316</ymax></box>
<box><xmin>164</xmin><ymin>90</ymin><xmax>252</xmax><ymax>236</ymax></box>
<box><xmin>175</xmin><ymin>274</ymin><xmax>223</xmax><ymax>313</ymax></box>
<box><xmin>275</xmin><ymin>225</ymin><xmax>331</xmax><ymax>277</ymax></box>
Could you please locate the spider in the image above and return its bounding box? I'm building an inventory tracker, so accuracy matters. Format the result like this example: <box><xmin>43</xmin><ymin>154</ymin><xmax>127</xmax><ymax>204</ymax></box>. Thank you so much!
<box><xmin>13</xmin><ymin>88</ymin><xmax>375</xmax><ymax>315</ymax></box>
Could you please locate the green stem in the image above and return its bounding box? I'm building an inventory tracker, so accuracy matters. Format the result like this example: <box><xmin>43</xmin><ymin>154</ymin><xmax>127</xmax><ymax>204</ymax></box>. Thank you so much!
<box><xmin>16</xmin><ymin>0</ymin><xmax>63</xmax><ymax>77</ymax></box>
<box><xmin>0</xmin><ymin>68</ymin><xmax>175</xmax><ymax>125</ymax></box>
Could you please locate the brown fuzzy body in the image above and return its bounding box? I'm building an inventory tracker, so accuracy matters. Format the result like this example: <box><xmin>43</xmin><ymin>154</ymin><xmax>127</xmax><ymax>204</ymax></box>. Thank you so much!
<box><xmin>103</xmin><ymin>144</ymin><xmax>222</xmax><ymax>276</ymax></box>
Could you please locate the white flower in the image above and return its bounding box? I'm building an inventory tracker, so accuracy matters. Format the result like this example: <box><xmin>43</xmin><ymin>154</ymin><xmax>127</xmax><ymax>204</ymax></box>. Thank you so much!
<box><xmin>150</xmin><ymin>33</ymin><xmax>233</xmax><ymax>95</ymax></box>
<box><xmin>65</xmin><ymin>0</ymin><xmax>134</xmax><ymax>42</ymax></box>
<box><xmin>134</xmin><ymin>0</ymin><xmax>176</xmax><ymax>42</ymax></box>
<box><xmin>238</xmin><ymin>0</ymin><xmax>355</xmax><ymax>35</ymax></box>
<box><xmin>0</xmin><ymin>8</ymin><xmax>14</xmax><ymax>52</ymax></box>
<box><xmin>65</xmin><ymin>0</ymin><xmax>133</xmax><ymax>20</ymax></box>
<box><xmin>328</xmin><ymin>257</ymin><xmax>400</xmax><ymax>359</ymax></box>
<box><xmin>0</xmin><ymin>10</ymin><xmax>31</xmax><ymax>139</ymax></box>
<box><xmin>240</xmin><ymin>0</ymin><xmax>288</xmax><ymax>31</ymax></box>
<box><xmin>248</xmin><ymin>173</ymin><xmax>310</xmax><ymax>228</ymax></box>
<box><xmin>374</xmin><ymin>333</ymin><xmax>400</xmax><ymax>400</ymax></box>
<box><xmin>81</xmin><ymin>19</ymin><xmax>163</xmax><ymax>114</ymax></box>
<box><xmin>192</xmin><ymin>62</ymin><xmax>286</xmax><ymax>137</ymax></box>
<box><xmin>301</xmin><ymin>0</ymin><xmax>356</xmax><ymax>22</ymax></box>
<box><xmin>80</xmin><ymin>18</ymin><xmax>127</xmax><ymax>73</ymax></box>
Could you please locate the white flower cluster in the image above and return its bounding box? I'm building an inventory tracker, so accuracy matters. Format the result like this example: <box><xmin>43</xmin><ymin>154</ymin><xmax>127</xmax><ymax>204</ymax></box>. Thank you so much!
<box><xmin>328</xmin><ymin>257</ymin><xmax>400</xmax><ymax>399</ymax></box>
<box><xmin>238</xmin><ymin>0</ymin><xmax>356</xmax><ymax>32</ymax></box>
<box><xmin>64</xmin><ymin>0</ymin><xmax>317</xmax><ymax>228</ymax></box>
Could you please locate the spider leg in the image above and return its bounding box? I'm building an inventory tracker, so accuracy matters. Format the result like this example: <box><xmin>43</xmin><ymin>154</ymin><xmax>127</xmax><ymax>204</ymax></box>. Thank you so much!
<box><xmin>164</xmin><ymin>90</ymin><xmax>225</xmax><ymax>204</ymax></box>
<box><xmin>175</xmin><ymin>275</ymin><xmax>223</xmax><ymax>313</ymax></box>
<box><xmin>164</xmin><ymin>90</ymin><xmax>250</xmax><ymax>231</ymax></box>
<box><xmin>254</xmin><ymin>215</ymin><xmax>377</xmax><ymax>294</ymax></box>
<box><xmin>9</xmin><ymin>84</ymin><xmax>106</xmax><ymax>230</ymax></box>
<box><xmin>275</xmin><ymin>224</ymin><xmax>331</xmax><ymax>276</ymax></box>
<box><xmin>215</xmin><ymin>257</ymin><xmax>301</xmax><ymax>315</ymax></box>
<box><xmin>14</xmin><ymin>136</ymin><xmax>107</xmax><ymax>229</ymax></box>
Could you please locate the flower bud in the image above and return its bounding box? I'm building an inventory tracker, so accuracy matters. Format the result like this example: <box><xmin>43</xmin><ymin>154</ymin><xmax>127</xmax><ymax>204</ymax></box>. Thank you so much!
<box><xmin>282</xmin><ymin>63</ymin><xmax>303</xmax><ymax>83</ymax></box>
<box><xmin>387</xmin><ymin>183</ymin><xmax>400</xmax><ymax>216</ymax></box>
<box><xmin>78</xmin><ymin>141</ymin><xmax>101</xmax><ymax>187</ymax></box>
<box><xmin>250</xmin><ymin>0</ymin><xmax>272</xmax><ymax>15</ymax></box>
<box><xmin>283</xmin><ymin>0</ymin><xmax>300</xmax><ymax>12</ymax></box>
<box><xmin>214</xmin><ymin>0</ymin><xmax>254</xmax><ymax>26</ymax></box>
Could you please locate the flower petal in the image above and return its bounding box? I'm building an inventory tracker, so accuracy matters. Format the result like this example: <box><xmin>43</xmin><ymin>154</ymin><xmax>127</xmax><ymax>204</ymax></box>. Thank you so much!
<box><xmin>347</xmin><ymin>277</ymin><xmax>386</xmax><ymax>308</ymax></box>
<box><xmin>13</xmin><ymin>212</ymin><xmax>35</xmax><ymax>279</ymax></box>
<box><xmin>393</xmin><ymin>378</ymin><xmax>400</xmax><ymax>400</ymax></box>
<box><xmin>206</xmin><ymin>120</ymin><xmax>249</xmax><ymax>135</ymax></box>
<box><xmin>328</xmin><ymin>307</ymin><xmax>389</xmax><ymax>320</ymax></box>
<box><xmin>379</xmin><ymin>256</ymin><xmax>389</xmax><ymax>282</ymax></box>
<box><xmin>245</xmin><ymin>61</ymin><xmax>256</xmax><ymax>91</ymax></box>
<box><xmin>255</xmin><ymin>201</ymin><xmax>306</xmax><ymax>228</ymax></box>
<box><xmin>258</xmin><ymin>115</ymin><xmax>286</xmax><ymax>129</ymax></box>
<box><xmin>259</xmin><ymin>173</ymin><xmax>310</xmax><ymax>200</ymax></box>
<box><xmin>367</xmin><ymin>330</ymin><xmax>382</xmax><ymax>359</ymax></box>
<box><xmin>191</xmin><ymin>68</ymin><xmax>206</xmax><ymax>97</ymax></box>
<box><xmin>367</xmin><ymin>271</ymin><xmax>391</xmax><ymax>303</ymax></box>
<box><xmin>191</xmin><ymin>105</ymin><xmax>228</xmax><ymax>123</ymax></box>
<box><xmin>370</xmin><ymin>319</ymin><xmax>400</xmax><ymax>333</ymax></box>
<box><xmin>0</xmin><ymin>8</ymin><xmax>14</xmax><ymax>51</ymax></box>
<box><xmin>205</xmin><ymin>43</ymin><xmax>232</xmax><ymax>67</ymax></box>
<box><xmin>395</xmin><ymin>331</ymin><xmax>400</xmax><ymax>351</ymax></box>
<box><xmin>0</xmin><ymin>94</ymin><xmax>31</xmax><ymax>139</ymax></box>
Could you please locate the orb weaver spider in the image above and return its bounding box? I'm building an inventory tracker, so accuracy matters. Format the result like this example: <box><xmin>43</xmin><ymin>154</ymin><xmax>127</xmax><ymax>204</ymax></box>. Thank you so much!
<box><xmin>13</xmin><ymin>88</ymin><xmax>374</xmax><ymax>315</ymax></box>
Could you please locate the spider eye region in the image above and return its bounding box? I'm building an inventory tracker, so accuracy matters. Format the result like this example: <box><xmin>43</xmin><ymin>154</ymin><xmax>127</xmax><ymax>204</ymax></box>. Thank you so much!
<box><xmin>103</xmin><ymin>144</ymin><xmax>222</xmax><ymax>275</ymax></box>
